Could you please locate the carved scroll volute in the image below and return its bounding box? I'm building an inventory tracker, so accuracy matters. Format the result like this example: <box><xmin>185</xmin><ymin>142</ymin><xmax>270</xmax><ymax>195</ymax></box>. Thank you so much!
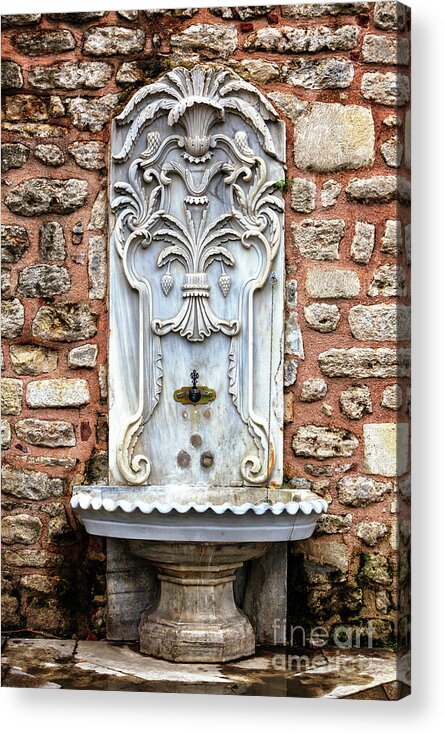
<box><xmin>110</xmin><ymin>65</ymin><xmax>284</xmax><ymax>486</ymax></box>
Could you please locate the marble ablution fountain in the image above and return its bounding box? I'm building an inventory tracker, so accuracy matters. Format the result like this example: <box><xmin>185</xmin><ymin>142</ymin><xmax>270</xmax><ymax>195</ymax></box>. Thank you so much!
<box><xmin>71</xmin><ymin>65</ymin><xmax>327</xmax><ymax>663</ymax></box>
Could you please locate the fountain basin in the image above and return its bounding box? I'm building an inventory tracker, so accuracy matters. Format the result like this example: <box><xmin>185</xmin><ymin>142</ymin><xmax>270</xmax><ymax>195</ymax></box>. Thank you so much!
<box><xmin>71</xmin><ymin>485</ymin><xmax>327</xmax><ymax>662</ymax></box>
<box><xmin>71</xmin><ymin>485</ymin><xmax>328</xmax><ymax>543</ymax></box>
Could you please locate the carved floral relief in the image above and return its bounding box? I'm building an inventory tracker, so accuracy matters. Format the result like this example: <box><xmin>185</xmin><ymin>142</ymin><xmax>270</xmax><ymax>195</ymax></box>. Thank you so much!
<box><xmin>110</xmin><ymin>65</ymin><xmax>284</xmax><ymax>487</ymax></box>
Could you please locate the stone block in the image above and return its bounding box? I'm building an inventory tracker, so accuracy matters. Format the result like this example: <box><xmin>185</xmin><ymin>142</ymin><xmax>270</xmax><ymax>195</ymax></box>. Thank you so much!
<box><xmin>348</xmin><ymin>304</ymin><xmax>410</xmax><ymax>341</ymax></box>
<box><xmin>300</xmin><ymin>378</ymin><xmax>328</xmax><ymax>402</ymax></box>
<box><xmin>304</xmin><ymin>303</ymin><xmax>340</xmax><ymax>332</ymax></box>
<box><xmin>359</xmin><ymin>553</ymin><xmax>393</xmax><ymax>586</ymax></box>
<box><xmin>26</xmin><ymin>378</ymin><xmax>90</xmax><ymax>408</ymax></box>
<box><xmin>284</xmin><ymin>358</ymin><xmax>298</xmax><ymax>387</ymax></box>
<box><xmin>67</xmin><ymin>344</ymin><xmax>98</xmax><ymax>369</ymax></box>
<box><xmin>83</xmin><ymin>27</ymin><xmax>145</xmax><ymax>55</ymax></box>
<box><xmin>1</xmin><ymin>378</ymin><xmax>23</xmax><ymax>415</ymax></box>
<box><xmin>339</xmin><ymin>385</ymin><xmax>372</xmax><ymax>419</ymax></box>
<box><xmin>2</xmin><ymin>514</ymin><xmax>42</xmax><ymax>545</ymax></box>
<box><xmin>350</xmin><ymin>221</ymin><xmax>375</xmax><ymax>264</ymax></box>
<box><xmin>302</xmin><ymin>538</ymin><xmax>349</xmax><ymax>574</ymax></box>
<box><xmin>1</xmin><ymin>143</ymin><xmax>29</xmax><ymax>173</ymax></box>
<box><xmin>362</xmin><ymin>34</ymin><xmax>409</xmax><ymax>65</ymax></box>
<box><xmin>321</xmin><ymin>180</ymin><xmax>341</xmax><ymax>207</ymax></box>
<box><xmin>337</xmin><ymin>475</ymin><xmax>392</xmax><ymax>507</ymax></box>
<box><xmin>306</xmin><ymin>268</ymin><xmax>360</xmax><ymax>298</ymax></box>
<box><xmin>293</xmin><ymin>219</ymin><xmax>344</xmax><ymax>259</ymax></box>
<box><xmin>374</xmin><ymin>2</ymin><xmax>406</xmax><ymax>31</ymax></box>
<box><xmin>1</xmin><ymin>419</ymin><xmax>11</xmax><ymax>449</ymax></box>
<box><xmin>88</xmin><ymin>190</ymin><xmax>107</xmax><ymax>231</ymax></box>
<box><xmin>290</xmin><ymin>180</ymin><xmax>317</xmax><ymax>213</ymax></box>
<box><xmin>4</xmin><ymin>94</ymin><xmax>49</xmax><ymax>122</ymax></box>
<box><xmin>381</xmin><ymin>384</ymin><xmax>403</xmax><ymax>410</ymax></box>
<box><xmin>285</xmin><ymin>313</ymin><xmax>304</xmax><ymax>358</ymax></box>
<box><xmin>294</xmin><ymin>102</ymin><xmax>374</xmax><ymax>172</ymax></box>
<box><xmin>1</xmin><ymin>299</ymin><xmax>25</xmax><ymax>338</ymax></box>
<box><xmin>29</xmin><ymin>61</ymin><xmax>113</xmax><ymax>90</ymax></box>
<box><xmin>245</xmin><ymin>25</ymin><xmax>359</xmax><ymax>53</ymax></box>
<box><xmin>1</xmin><ymin>225</ymin><xmax>29</xmax><ymax>264</ymax></box>
<box><xmin>34</xmin><ymin>144</ymin><xmax>65</xmax><ymax>167</ymax></box>
<box><xmin>228</xmin><ymin>59</ymin><xmax>280</xmax><ymax>85</ymax></box>
<box><xmin>2</xmin><ymin>14</ymin><xmax>41</xmax><ymax>27</ymax></box>
<box><xmin>39</xmin><ymin>222</ymin><xmax>66</xmax><ymax>261</ymax></box>
<box><xmin>318</xmin><ymin>347</ymin><xmax>410</xmax><ymax>378</ymax></box>
<box><xmin>88</xmin><ymin>235</ymin><xmax>107</xmax><ymax>299</ymax></box>
<box><xmin>15</xmin><ymin>419</ymin><xmax>76</xmax><ymax>448</ymax></box>
<box><xmin>284</xmin><ymin>57</ymin><xmax>354</xmax><ymax>89</ymax></box>
<box><xmin>66</xmin><ymin>94</ymin><xmax>121</xmax><ymax>132</ymax></box>
<box><xmin>13</xmin><ymin>29</ymin><xmax>75</xmax><ymax>55</ymax></box>
<box><xmin>361</xmin><ymin>72</ymin><xmax>410</xmax><ymax>106</ymax></box>
<box><xmin>282</xmin><ymin>4</ymin><xmax>370</xmax><ymax>17</ymax></box>
<box><xmin>1</xmin><ymin>465</ymin><xmax>63</xmax><ymax>500</ymax></box>
<box><xmin>314</xmin><ymin>513</ymin><xmax>352</xmax><ymax>535</ymax></box>
<box><xmin>292</xmin><ymin>425</ymin><xmax>358</xmax><ymax>459</ymax></box>
<box><xmin>368</xmin><ymin>265</ymin><xmax>406</xmax><ymax>297</ymax></box>
<box><xmin>345</xmin><ymin>175</ymin><xmax>397</xmax><ymax>203</ymax></box>
<box><xmin>32</xmin><ymin>303</ymin><xmax>98</xmax><ymax>342</ymax></box>
<box><xmin>363</xmin><ymin>423</ymin><xmax>409</xmax><ymax>476</ymax></box>
<box><xmin>210</xmin><ymin>6</ymin><xmax>273</xmax><ymax>19</ymax></box>
<box><xmin>381</xmin><ymin>136</ymin><xmax>403</xmax><ymax>167</ymax></box>
<box><xmin>10</xmin><ymin>345</ymin><xmax>58</xmax><ymax>376</ymax></box>
<box><xmin>68</xmin><ymin>142</ymin><xmax>106</xmax><ymax>170</ymax></box>
<box><xmin>5</xmin><ymin>178</ymin><xmax>88</xmax><ymax>216</ymax></box>
<box><xmin>2</xmin><ymin>549</ymin><xmax>63</xmax><ymax>568</ymax></box>
<box><xmin>18</xmin><ymin>265</ymin><xmax>71</xmax><ymax>298</ymax></box>
<box><xmin>381</xmin><ymin>220</ymin><xmax>402</xmax><ymax>255</ymax></box>
<box><xmin>1</xmin><ymin>60</ymin><xmax>23</xmax><ymax>89</ymax></box>
<box><xmin>267</xmin><ymin>92</ymin><xmax>308</xmax><ymax>123</ymax></box>
<box><xmin>357</xmin><ymin>521</ymin><xmax>388</xmax><ymax>547</ymax></box>
<box><xmin>171</xmin><ymin>24</ymin><xmax>238</xmax><ymax>59</ymax></box>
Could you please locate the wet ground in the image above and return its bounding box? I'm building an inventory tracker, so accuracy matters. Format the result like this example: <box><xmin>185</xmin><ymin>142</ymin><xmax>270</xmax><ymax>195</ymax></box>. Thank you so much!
<box><xmin>1</xmin><ymin>637</ymin><xmax>410</xmax><ymax>699</ymax></box>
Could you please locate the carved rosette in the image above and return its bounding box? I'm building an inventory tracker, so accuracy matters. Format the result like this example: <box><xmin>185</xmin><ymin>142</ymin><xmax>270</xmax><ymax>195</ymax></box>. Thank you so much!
<box><xmin>111</xmin><ymin>65</ymin><xmax>284</xmax><ymax>487</ymax></box>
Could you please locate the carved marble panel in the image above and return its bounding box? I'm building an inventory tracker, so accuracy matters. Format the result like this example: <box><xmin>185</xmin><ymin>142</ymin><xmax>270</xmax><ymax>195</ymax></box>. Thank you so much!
<box><xmin>109</xmin><ymin>65</ymin><xmax>285</xmax><ymax>489</ymax></box>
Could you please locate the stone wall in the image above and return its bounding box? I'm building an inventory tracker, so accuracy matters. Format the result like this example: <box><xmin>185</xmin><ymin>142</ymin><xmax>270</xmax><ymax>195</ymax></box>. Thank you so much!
<box><xmin>1</xmin><ymin>3</ymin><xmax>410</xmax><ymax>646</ymax></box>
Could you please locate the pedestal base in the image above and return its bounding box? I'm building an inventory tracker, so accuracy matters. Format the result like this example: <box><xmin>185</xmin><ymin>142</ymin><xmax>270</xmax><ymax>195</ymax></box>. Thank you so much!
<box><xmin>128</xmin><ymin>540</ymin><xmax>271</xmax><ymax>663</ymax></box>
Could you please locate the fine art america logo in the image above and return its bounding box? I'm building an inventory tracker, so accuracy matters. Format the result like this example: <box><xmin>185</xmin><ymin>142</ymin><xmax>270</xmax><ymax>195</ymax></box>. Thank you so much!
<box><xmin>271</xmin><ymin>619</ymin><xmax>382</xmax><ymax>673</ymax></box>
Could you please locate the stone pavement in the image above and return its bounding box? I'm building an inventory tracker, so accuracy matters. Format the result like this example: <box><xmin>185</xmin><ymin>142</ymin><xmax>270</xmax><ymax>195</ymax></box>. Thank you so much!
<box><xmin>1</xmin><ymin>637</ymin><xmax>410</xmax><ymax>699</ymax></box>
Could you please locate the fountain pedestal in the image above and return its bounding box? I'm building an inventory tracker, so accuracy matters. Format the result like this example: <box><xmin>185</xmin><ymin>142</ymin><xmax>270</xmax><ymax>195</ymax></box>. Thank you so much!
<box><xmin>129</xmin><ymin>540</ymin><xmax>271</xmax><ymax>663</ymax></box>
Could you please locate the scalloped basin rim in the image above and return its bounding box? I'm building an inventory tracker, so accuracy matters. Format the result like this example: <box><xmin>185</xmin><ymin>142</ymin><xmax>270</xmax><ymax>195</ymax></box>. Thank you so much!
<box><xmin>71</xmin><ymin>485</ymin><xmax>328</xmax><ymax>516</ymax></box>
